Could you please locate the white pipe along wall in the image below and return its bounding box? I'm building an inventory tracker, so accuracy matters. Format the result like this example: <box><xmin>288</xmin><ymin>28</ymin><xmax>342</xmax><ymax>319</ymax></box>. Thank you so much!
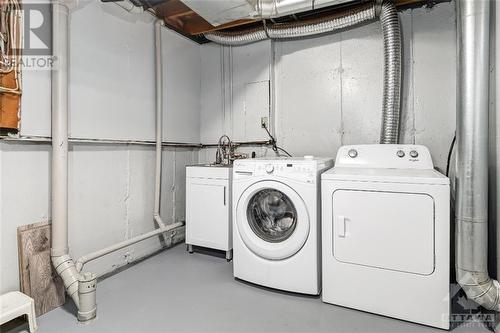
<box><xmin>50</xmin><ymin>1</ymin><xmax>183</xmax><ymax>321</ymax></box>
<box><xmin>50</xmin><ymin>0</ymin><xmax>91</xmax><ymax>321</ymax></box>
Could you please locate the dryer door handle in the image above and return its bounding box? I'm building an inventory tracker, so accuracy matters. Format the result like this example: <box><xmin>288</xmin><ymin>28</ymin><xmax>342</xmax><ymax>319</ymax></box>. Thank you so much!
<box><xmin>335</xmin><ymin>215</ymin><xmax>347</xmax><ymax>238</ymax></box>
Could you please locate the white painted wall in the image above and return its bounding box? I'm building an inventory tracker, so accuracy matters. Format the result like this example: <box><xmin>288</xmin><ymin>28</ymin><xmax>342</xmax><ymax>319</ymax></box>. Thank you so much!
<box><xmin>0</xmin><ymin>143</ymin><xmax>196</xmax><ymax>293</ymax></box>
<box><xmin>199</xmin><ymin>2</ymin><xmax>457</xmax><ymax>173</ymax></box>
<box><xmin>0</xmin><ymin>1</ymin><xmax>201</xmax><ymax>294</ymax></box>
<box><xmin>20</xmin><ymin>0</ymin><xmax>201</xmax><ymax>143</ymax></box>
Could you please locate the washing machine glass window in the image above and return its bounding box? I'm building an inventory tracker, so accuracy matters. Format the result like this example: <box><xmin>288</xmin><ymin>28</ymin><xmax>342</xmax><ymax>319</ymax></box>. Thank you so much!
<box><xmin>247</xmin><ymin>189</ymin><xmax>297</xmax><ymax>243</ymax></box>
<box><xmin>236</xmin><ymin>180</ymin><xmax>311</xmax><ymax>260</ymax></box>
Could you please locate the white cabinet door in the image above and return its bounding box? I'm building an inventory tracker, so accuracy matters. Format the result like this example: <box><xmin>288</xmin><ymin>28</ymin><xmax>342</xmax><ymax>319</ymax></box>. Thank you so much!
<box><xmin>332</xmin><ymin>190</ymin><xmax>435</xmax><ymax>275</ymax></box>
<box><xmin>186</xmin><ymin>178</ymin><xmax>230</xmax><ymax>250</ymax></box>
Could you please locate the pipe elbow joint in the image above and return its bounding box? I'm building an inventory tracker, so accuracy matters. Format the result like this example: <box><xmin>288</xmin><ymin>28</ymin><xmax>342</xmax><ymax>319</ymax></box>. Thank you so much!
<box><xmin>457</xmin><ymin>269</ymin><xmax>500</xmax><ymax>311</ymax></box>
<box><xmin>51</xmin><ymin>254</ymin><xmax>81</xmax><ymax>307</ymax></box>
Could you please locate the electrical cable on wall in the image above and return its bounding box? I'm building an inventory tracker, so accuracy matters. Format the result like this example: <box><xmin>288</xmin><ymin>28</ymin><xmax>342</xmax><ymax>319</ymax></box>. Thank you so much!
<box><xmin>262</xmin><ymin>123</ymin><xmax>292</xmax><ymax>157</ymax></box>
<box><xmin>446</xmin><ymin>134</ymin><xmax>456</xmax><ymax>177</ymax></box>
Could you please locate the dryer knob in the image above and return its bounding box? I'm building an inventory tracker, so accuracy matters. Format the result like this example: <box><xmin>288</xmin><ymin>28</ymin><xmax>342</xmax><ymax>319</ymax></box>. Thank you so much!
<box><xmin>348</xmin><ymin>149</ymin><xmax>358</xmax><ymax>158</ymax></box>
<box><xmin>265</xmin><ymin>164</ymin><xmax>275</xmax><ymax>174</ymax></box>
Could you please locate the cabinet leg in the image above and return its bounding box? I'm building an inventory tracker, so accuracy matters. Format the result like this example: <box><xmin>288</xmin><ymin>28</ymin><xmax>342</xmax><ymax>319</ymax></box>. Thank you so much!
<box><xmin>187</xmin><ymin>244</ymin><xmax>193</xmax><ymax>254</ymax></box>
<box><xmin>226</xmin><ymin>250</ymin><xmax>233</xmax><ymax>262</ymax></box>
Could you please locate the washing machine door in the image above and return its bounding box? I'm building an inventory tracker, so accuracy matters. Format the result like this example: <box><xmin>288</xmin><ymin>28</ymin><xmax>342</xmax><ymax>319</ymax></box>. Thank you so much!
<box><xmin>236</xmin><ymin>180</ymin><xmax>310</xmax><ymax>260</ymax></box>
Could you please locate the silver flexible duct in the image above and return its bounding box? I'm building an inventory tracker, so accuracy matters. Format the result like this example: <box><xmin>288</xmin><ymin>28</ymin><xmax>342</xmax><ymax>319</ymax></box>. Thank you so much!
<box><xmin>204</xmin><ymin>1</ymin><xmax>402</xmax><ymax>144</ymax></box>
<box><xmin>456</xmin><ymin>0</ymin><xmax>500</xmax><ymax>311</ymax></box>
<box><xmin>204</xmin><ymin>27</ymin><xmax>267</xmax><ymax>45</ymax></box>
<box><xmin>379</xmin><ymin>1</ymin><xmax>401</xmax><ymax>144</ymax></box>
<box><xmin>204</xmin><ymin>5</ymin><xmax>376</xmax><ymax>45</ymax></box>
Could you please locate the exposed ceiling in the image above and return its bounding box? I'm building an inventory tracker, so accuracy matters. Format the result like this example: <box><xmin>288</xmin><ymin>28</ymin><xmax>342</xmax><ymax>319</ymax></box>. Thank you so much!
<box><xmin>122</xmin><ymin>0</ymin><xmax>451</xmax><ymax>43</ymax></box>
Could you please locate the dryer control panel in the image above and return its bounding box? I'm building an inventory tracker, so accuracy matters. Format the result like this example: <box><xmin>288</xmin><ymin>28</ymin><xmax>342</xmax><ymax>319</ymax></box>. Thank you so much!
<box><xmin>335</xmin><ymin>144</ymin><xmax>434</xmax><ymax>170</ymax></box>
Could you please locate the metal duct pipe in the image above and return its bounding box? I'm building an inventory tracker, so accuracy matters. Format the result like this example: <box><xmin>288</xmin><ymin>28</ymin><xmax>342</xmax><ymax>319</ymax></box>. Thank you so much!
<box><xmin>379</xmin><ymin>1</ymin><xmax>401</xmax><ymax>144</ymax></box>
<box><xmin>205</xmin><ymin>1</ymin><xmax>402</xmax><ymax>144</ymax></box>
<box><xmin>50</xmin><ymin>0</ymin><xmax>81</xmax><ymax>310</ymax></box>
<box><xmin>456</xmin><ymin>0</ymin><xmax>500</xmax><ymax>311</ymax></box>
<box><xmin>205</xmin><ymin>4</ymin><xmax>376</xmax><ymax>45</ymax></box>
<box><xmin>252</xmin><ymin>0</ymin><xmax>362</xmax><ymax>19</ymax></box>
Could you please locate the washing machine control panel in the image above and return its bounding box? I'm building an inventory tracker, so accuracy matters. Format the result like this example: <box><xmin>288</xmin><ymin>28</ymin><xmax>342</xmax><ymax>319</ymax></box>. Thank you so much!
<box><xmin>336</xmin><ymin>145</ymin><xmax>434</xmax><ymax>169</ymax></box>
<box><xmin>234</xmin><ymin>161</ymin><xmax>318</xmax><ymax>183</ymax></box>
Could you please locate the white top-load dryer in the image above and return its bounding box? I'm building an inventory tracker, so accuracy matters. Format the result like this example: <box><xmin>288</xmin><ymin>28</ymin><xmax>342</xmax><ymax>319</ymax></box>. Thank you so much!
<box><xmin>233</xmin><ymin>157</ymin><xmax>333</xmax><ymax>295</ymax></box>
<box><xmin>321</xmin><ymin>145</ymin><xmax>450</xmax><ymax>329</ymax></box>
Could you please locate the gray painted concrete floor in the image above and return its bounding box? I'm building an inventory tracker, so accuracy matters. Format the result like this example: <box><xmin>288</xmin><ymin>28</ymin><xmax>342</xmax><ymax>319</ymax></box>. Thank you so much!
<box><xmin>3</xmin><ymin>244</ymin><xmax>491</xmax><ymax>333</ymax></box>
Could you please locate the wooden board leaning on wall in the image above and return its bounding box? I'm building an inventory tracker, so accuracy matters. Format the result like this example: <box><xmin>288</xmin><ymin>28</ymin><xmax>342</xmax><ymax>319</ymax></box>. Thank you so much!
<box><xmin>17</xmin><ymin>221</ymin><xmax>66</xmax><ymax>316</ymax></box>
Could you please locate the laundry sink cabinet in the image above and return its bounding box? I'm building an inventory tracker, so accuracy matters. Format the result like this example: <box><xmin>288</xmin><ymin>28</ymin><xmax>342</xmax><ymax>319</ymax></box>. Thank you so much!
<box><xmin>185</xmin><ymin>165</ymin><xmax>233</xmax><ymax>260</ymax></box>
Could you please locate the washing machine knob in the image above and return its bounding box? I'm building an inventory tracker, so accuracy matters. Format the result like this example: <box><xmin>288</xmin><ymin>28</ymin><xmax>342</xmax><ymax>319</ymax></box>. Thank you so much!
<box><xmin>265</xmin><ymin>164</ymin><xmax>275</xmax><ymax>174</ymax></box>
<box><xmin>396</xmin><ymin>150</ymin><xmax>405</xmax><ymax>158</ymax></box>
<box><xmin>410</xmin><ymin>150</ymin><xmax>419</xmax><ymax>158</ymax></box>
<box><xmin>348</xmin><ymin>149</ymin><xmax>358</xmax><ymax>158</ymax></box>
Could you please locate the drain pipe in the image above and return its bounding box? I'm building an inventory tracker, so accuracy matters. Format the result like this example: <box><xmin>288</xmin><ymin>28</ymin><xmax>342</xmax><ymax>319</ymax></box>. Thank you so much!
<box><xmin>456</xmin><ymin>0</ymin><xmax>500</xmax><ymax>311</ymax></box>
<box><xmin>50</xmin><ymin>0</ymin><xmax>97</xmax><ymax>322</ymax></box>
<box><xmin>204</xmin><ymin>1</ymin><xmax>401</xmax><ymax>144</ymax></box>
<box><xmin>51</xmin><ymin>0</ymin><xmax>79</xmax><ymax>307</ymax></box>
<box><xmin>153</xmin><ymin>19</ymin><xmax>166</xmax><ymax>228</ymax></box>
<box><xmin>52</xmin><ymin>4</ymin><xmax>182</xmax><ymax>320</ymax></box>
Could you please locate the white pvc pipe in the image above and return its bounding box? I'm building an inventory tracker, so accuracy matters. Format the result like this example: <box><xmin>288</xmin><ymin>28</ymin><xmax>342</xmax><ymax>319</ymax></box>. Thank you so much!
<box><xmin>154</xmin><ymin>20</ymin><xmax>165</xmax><ymax>228</ymax></box>
<box><xmin>51</xmin><ymin>0</ymin><xmax>81</xmax><ymax>310</ymax></box>
<box><xmin>51</xmin><ymin>0</ymin><xmax>70</xmax><ymax>258</ymax></box>
<box><xmin>75</xmin><ymin>222</ymin><xmax>183</xmax><ymax>272</ymax></box>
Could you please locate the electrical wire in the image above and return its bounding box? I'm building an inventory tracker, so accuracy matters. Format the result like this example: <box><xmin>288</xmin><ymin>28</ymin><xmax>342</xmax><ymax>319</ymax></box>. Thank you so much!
<box><xmin>262</xmin><ymin>123</ymin><xmax>292</xmax><ymax>157</ymax></box>
<box><xmin>446</xmin><ymin>134</ymin><xmax>456</xmax><ymax>177</ymax></box>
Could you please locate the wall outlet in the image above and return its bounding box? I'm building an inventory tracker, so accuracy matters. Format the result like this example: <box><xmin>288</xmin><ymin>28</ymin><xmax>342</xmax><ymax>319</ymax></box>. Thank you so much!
<box><xmin>261</xmin><ymin>117</ymin><xmax>269</xmax><ymax>128</ymax></box>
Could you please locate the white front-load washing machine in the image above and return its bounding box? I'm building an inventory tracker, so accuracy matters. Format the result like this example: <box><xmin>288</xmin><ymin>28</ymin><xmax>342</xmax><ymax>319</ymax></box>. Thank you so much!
<box><xmin>233</xmin><ymin>157</ymin><xmax>333</xmax><ymax>295</ymax></box>
<box><xmin>321</xmin><ymin>145</ymin><xmax>450</xmax><ymax>329</ymax></box>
